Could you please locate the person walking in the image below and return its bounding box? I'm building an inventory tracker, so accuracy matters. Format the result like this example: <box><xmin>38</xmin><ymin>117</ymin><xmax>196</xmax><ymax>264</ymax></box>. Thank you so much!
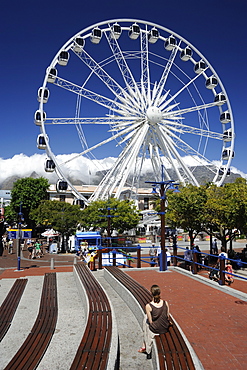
<box><xmin>138</xmin><ymin>285</ymin><xmax>171</xmax><ymax>359</ymax></box>
<box><xmin>212</xmin><ymin>239</ymin><xmax>218</xmax><ymax>254</ymax></box>
<box><xmin>149</xmin><ymin>244</ymin><xmax>157</xmax><ymax>266</ymax></box>
<box><xmin>27</xmin><ymin>242</ymin><xmax>34</xmax><ymax>259</ymax></box>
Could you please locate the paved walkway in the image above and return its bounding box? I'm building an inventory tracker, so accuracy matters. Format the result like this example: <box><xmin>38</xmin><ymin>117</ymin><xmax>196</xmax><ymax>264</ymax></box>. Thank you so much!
<box><xmin>127</xmin><ymin>267</ymin><xmax>247</xmax><ymax>370</ymax></box>
<box><xmin>1</xmin><ymin>248</ymin><xmax>247</xmax><ymax>369</ymax></box>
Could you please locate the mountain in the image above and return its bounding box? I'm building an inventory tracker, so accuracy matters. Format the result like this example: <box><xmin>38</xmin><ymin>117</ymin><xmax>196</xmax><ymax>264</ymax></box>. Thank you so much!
<box><xmin>0</xmin><ymin>166</ymin><xmax>242</xmax><ymax>190</ymax></box>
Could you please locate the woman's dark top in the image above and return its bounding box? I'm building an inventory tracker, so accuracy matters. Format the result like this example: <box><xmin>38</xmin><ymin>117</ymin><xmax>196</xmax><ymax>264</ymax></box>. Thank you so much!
<box><xmin>148</xmin><ymin>301</ymin><xmax>170</xmax><ymax>334</ymax></box>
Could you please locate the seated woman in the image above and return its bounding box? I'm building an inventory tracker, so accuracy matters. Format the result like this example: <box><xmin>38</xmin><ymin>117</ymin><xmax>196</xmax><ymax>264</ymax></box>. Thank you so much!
<box><xmin>138</xmin><ymin>284</ymin><xmax>171</xmax><ymax>359</ymax></box>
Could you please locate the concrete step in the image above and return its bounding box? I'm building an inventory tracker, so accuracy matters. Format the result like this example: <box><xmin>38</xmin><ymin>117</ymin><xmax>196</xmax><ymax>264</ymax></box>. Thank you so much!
<box><xmin>0</xmin><ymin>271</ymin><xmax>153</xmax><ymax>369</ymax></box>
<box><xmin>93</xmin><ymin>269</ymin><xmax>153</xmax><ymax>370</ymax></box>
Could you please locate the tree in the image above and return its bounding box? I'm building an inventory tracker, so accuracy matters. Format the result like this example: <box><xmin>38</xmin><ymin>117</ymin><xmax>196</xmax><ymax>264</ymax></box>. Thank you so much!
<box><xmin>203</xmin><ymin>178</ymin><xmax>247</xmax><ymax>250</ymax></box>
<box><xmin>166</xmin><ymin>184</ymin><xmax>207</xmax><ymax>248</ymax></box>
<box><xmin>9</xmin><ymin>177</ymin><xmax>50</xmax><ymax>229</ymax></box>
<box><xmin>30</xmin><ymin>200</ymin><xmax>84</xmax><ymax>252</ymax></box>
<box><xmin>79</xmin><ymin>198</ymin><xmax>140</xmax><ymax>234</ymax></box>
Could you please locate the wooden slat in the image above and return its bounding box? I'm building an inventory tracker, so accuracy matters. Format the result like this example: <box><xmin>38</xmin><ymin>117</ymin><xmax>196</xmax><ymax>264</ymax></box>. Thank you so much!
<box><xmin>70</xmin><ymin>264</ymin><xmax>112</xmax><ymax>370</ymax></box>
<box><xmin>0</xmin><ymin>279</ymin><xmax>28</xmax><ymax>342</ymax></box>
<box><xmin>4</xmin><ymin>273</ymin><xmax>58</xmax><ymax>370</ymax></box>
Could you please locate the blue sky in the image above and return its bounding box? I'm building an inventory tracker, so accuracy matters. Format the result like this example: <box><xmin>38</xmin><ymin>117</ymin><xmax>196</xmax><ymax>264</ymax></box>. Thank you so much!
<box><xmin>1</xmin><ymin>0</ymin><xmax>247</xmax><ymax>174</ymax></box>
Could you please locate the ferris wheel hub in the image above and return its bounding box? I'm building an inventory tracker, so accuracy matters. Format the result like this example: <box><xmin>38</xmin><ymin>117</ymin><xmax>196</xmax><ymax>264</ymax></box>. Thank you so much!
<box><xmin>146</xmin><ymin>106</ymin><xmax>163</xmax><ymax>124</ymax></box>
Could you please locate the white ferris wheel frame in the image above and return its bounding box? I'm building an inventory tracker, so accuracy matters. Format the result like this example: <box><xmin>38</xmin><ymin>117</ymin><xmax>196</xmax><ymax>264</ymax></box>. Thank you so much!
<box><xmin>37</xmin><ymin>18</ymin><xmax>235</xmax><ymax>203</ymax></box>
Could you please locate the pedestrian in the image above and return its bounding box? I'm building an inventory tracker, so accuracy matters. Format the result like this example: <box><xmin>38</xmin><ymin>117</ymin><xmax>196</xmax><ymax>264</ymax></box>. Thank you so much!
<box><xmin>27</xmin><ymin>242</ymin><xmax>34</xmax><ymax>259</ymax></box>
<box><xmin>165</xmin><ymin>248</ymin><xmax>171</xmax><ymax>266</ymax></box>
<box><xmin>156</xmin><ymin>244</ymin><xmax>161</xmax><ymax>266</ymax></box>
<box><xmin>149</xmin><ymin>244</ymin><xmax>157</xmax><ymax>266</ymax></box>
<box><xmin>218</xmin><ymin>247</ymin><xmax>228</xmax><ymax>261</ymax></box>
<box><xmin>225</xmin><ymin>261</ymin><xmax>234</xmax><ymax>285</ymax></box>
<box><xmin>212</xmin><ymin>239</ymin><xmax>218</xmax><ymax>254</ymax></box>
<box><xmin>138</xmin><ymin>285</ymin><xmax>171</xmax><ymax>359</ymax></box>
<box><xmin>8</xmin><ymin>239</ymin><xmax>13</xmax><ymax>254</ymax></box>
<box><xmin>184</xmin><ymin>247</ymin><xmax>192</xmax><ymax>271</ymax></box>
<box><xmin>34</xmin><ymin>240</ymin><xmax>43</xmax><ymax>258</ymax></box>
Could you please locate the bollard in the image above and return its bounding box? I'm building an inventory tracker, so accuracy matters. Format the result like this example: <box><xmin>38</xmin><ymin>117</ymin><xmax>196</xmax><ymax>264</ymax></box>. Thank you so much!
<box><xmin>137</xmin><ymin>245</ymin><xmax>141</xmax><ymax>268</ymax></box>
<box><xmin>112</xmin><ymin>249</ymin><xmax>116</xmax><ymax>267</ymax></box>
<box><xmin>173</xmin><ymin>245</ymin><xmax>177</xmax><ymax>266</ymax></box>
<box><xmin>93</xmin><ymin>257</ymin><xmax>96</xmax><ymax>271</ymax></box>
<box><xmin>219</xmin><ymin>257</ymin><xmax>226</xmax><ymax>285</ymax></box>
<box><xmin>98</xmin><ymin>248</ymin><xmax>102</xmax><ymax>270</ymax></box>
<box><xmin>50</xmin><ymin>258</ymin><xmax>54</xmax><ymax>270</ymax></box>
<box><xmin>159</xmin><ymin>250</ymin><xmax>167</xmax><ymax>271</ymax></box>
<box><xmin>192</xmin><ymin>248</ymin><xmax>198</xmax><ymax>274</ymax></box>
<box><xmin>128</xmin><ymin>256</ymin><xmax>131</xmax><ymax>268</ymax></box>
<box><xmin>74</xmin><ymin>256</ymin><xmax>77</xmax><ymax>265</ymax></box>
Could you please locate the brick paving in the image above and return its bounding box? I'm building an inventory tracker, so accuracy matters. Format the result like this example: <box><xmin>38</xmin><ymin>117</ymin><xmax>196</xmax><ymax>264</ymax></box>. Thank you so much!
<box><xmin>1</xmin><ymin>248</ymin><xmax>247</xmax><ymax>369</ymax></box>
<box><xmin>0</xmin><ymin>246</ymin><xmax>75</xmax><ymax>278</ymax></box>
<box><xmin>127</xmin><ymin>269</ymin><xmax>247</xmax><ymax>370</ymax></box>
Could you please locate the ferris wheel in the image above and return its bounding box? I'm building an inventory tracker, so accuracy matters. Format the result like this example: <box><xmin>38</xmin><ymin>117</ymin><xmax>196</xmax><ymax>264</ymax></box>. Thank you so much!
<box><xmin>35</xmin><ymin>19</ymin><xmax>235</xmax><ymax>203</ymax></box>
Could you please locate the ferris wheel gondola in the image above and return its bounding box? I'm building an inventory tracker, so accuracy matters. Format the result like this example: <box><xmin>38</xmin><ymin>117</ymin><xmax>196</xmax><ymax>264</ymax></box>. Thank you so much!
<box><xmin>36</xmin><ymin>19</ymin><xmax>235</xmax><ymax>203</ymax></box>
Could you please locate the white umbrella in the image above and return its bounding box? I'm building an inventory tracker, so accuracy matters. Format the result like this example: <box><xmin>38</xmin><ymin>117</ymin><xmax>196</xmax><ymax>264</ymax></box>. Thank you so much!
<box><xmin>41</xmin><ymin>229</ymin><xmax>60</xmax><ymax>237</ymax></box>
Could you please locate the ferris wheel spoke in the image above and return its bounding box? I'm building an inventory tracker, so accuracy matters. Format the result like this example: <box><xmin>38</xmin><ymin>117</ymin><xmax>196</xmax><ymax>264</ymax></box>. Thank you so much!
<box><xmin>159</xmin><ymin>124</ymin><xmax>218</xmax><ymax>174</ymax></box>
<box><xmin>157</xmin><ymin>126</ymin><xmax>200</xmax><ymax>185</ymax></box>
<box><xmin>153</xmin><ymin>42</ymin><xmax>181</xmax><ymax>106</ymax></box>
<box><xmin>140</xmin><ymin>28</ymin><xmax>151</xmax><ymax>106</ymax></box>
<box><xmin>54</xmin><ymin>76</ymin><xmax>139</xmax><ymax>116</ymax></box>
<box><xmin>91</xmin><ymin>123</ymin><xmax>150</xmax><ymax>199</ymax></box>
<box><xmin>104</xmin><ymin>29</ymin><xmax>144</xmax><ymax>109</ymax></box>
<box><xmin>45</xmin><ymin>116</ymin><xmax>137</xmax><ymax>126</ymax></box>
<box><xmin>145</xmin><ymin>136</ymin><xmax>164</xmax><ymax>181</ymax></box>
<box><xmin>73</xmin><ymin>47</ymin><xmax>139</xmax><ymax>111</ymax></box>
<box><xmin>112</xmin><ymin>123</ymin><xmax>150</xmax><ymax>198</ymax></box>
<box><xmin>163</xmin><ymin>121</ymin><xmax>223</xmax><ymax>140</ymax></box>
<box><xmin>158</xmin><ymin>70</ymin><xmax>207</xmax><ymax>110</ymax></box>
<box><xmin>163</xmin><ymin>101</ymin><xmax>219</xmax><ymax>118</ymax></box>
<box><xmin>155</xmin><ymin>128</ymin><xmax>187</xmax><ymax>184</ymax></box>
<box><xmin>60</xmin><ymin>121</ymin><xmax>142</xmax><ymax>166</ymax></box>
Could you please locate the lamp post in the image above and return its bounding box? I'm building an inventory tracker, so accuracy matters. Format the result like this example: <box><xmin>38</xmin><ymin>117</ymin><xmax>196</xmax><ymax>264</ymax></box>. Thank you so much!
<box><xmin>146</xmin><ymin>166</ymin><xmax>179</xmax><ymax>271</ymax></box>
<box><xmin>17</xmin><ymin>202</ymin><xmax>24</xmax><ymax>271</ymax></box>
<box><xmin>99</xmin><ymin>203</ymin><xmax>118</xmax><ymax>269</ymax></box>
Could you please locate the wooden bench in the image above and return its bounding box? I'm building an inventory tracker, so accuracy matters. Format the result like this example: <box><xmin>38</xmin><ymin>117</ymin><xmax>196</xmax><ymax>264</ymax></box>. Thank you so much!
<box><xmin>71</xmin><ymin>264</ymin><xmax>116</xmax><ymax>370</ymax></box>
<box><xmin>0</xmin><ymin>278</ymin><xmax>28</xmax><ymax>342</ymax></box>
<box><xmin>4</xmin><ymin>273</ymin><xmax>58</xmax><ymax>370</ymax></box>
<box><xmin>105</xmin><ymin>266</ymin><xmax>196</xmax><ymax>370</ymax></box>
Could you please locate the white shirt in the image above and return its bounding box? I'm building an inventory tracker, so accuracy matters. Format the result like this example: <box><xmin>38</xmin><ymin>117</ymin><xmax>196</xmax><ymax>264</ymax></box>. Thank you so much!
<box><xmin>219</xmin><ymin>252</ymin><xmax>227</xmax><ymax>259</ymax></box>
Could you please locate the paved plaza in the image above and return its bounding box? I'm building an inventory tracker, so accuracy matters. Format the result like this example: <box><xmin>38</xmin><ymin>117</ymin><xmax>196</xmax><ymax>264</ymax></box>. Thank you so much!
<box><xmin>1</xmin><ymin>243</ymin><xmax>247</xmax><ymax>369</ymax></box>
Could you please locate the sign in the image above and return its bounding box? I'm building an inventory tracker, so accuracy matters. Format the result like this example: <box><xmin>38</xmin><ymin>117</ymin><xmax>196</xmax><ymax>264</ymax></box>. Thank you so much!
<box><xmin>7</xmin><ymin>229</ymin><xmax>32</xmax><ymax>239</ymax></box>
<box><xmin>138</xmin><ymin>237</ymin><xmax>146</xmax><ymax>243</ymax></box>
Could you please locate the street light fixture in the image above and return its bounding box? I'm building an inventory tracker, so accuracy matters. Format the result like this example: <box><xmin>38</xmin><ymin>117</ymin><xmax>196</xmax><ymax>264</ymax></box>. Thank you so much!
<box><xmin>146</xmin><ymin>165</ymin><xmax>179</xmax><ymax>271</ymax></box>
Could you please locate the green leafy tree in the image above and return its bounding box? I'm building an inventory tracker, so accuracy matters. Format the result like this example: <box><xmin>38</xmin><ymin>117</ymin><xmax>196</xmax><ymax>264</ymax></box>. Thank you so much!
<box><xmin>30</xmin><ymin>200</ymin><xmax>84</xmax><ymax>252</ymax></box>
<box><xmin>203</xmin><ymin>178</ymin><xmax>247</xmax><ymax>250</ymax></box>
<box><xmin>166</xmin><ymin>184</ymin><xmax>207</xmax><ymax>248</ymax></box>
<box><xmin>3</xmin><ymin>205</ymin><xmax>16</xmax><ymax>227</ymax></box>
<box><xmin>9</xmin><ymin>177</ymin><xmax>50</xmax><ymax>229</ymax></box>
<box><xmin>80</xmin><ymin>198</ymin><xmax>140</xmax><ymax>234</ymax></box>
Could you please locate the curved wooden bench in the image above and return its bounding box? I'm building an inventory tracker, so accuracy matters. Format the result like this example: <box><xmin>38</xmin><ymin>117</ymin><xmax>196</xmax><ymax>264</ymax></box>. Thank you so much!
<box><xmin>4</xmin><ymin>273</ymin><xmax>58</xmax><ymax>370</ymax></box>
<box><xmin>71</xmin><ymin>264</ymin><xmax>114</xmax><ymax>370</ymax></box>
<box><xmin>105</xmin><ymin>266</ymin><xmax>196</xmax><ymax>370</ymax></box>
<box><xmin>0</xmin><ymin>278</ymin><xmax>28</xmax><ymax>342</ymax></box>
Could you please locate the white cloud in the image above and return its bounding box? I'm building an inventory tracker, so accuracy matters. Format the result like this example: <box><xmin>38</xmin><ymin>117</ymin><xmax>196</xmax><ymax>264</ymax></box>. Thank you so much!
<box><xmin>0</xmin><ymin>153</ymin><xmax>244</xmax><ymax>186</ymax></box>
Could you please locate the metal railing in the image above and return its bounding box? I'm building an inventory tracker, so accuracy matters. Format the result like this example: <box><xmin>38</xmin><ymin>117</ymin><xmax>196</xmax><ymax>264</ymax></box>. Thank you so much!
<box><xmin>90</xmin><ymin>244</ymin><xmax>247</xmax><ymax>285</ymax></box>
